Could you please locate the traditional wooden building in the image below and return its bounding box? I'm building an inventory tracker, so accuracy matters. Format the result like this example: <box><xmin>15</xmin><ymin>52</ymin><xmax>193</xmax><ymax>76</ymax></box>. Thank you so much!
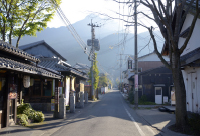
<box><xmin>19</xmin><ymin>40</ymin><xmax>87</xmax><ymax>110</ymax></box>
<box><xmin>161</xmin><ymin>1</ymin><xmax>200</xmax><ymax>113</ymax></box>
<box><xmin>129</xmin><ymin>66</ymin><xmax>173</xmax><ymax>104</ymax></box>
<box><xmin>124</xmin><ymin>51</ymin><xmax>170</xmax><ymax>93</ymax></box>
<box><xmin>0</xmin><ymin>40</ymin><xmax>61</xmax><ymax>129</ymax></box>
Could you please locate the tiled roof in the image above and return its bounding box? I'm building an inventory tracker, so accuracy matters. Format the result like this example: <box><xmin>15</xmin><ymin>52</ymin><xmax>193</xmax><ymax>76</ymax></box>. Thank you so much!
<box><xmin>0</xmin><ymin>57</ymin><xmax>61</xmax><ymax>79</ymax></box>
<box><xmin>19</xmin><ymin>40</ymin><xmax>67</xmax><ymax>61</ymax></box>
<box><xmin>39</xmin><ymin>58</ymin><xmax>69</xmax><ymax>72</ymax></box>
<box><xmin>74</xmin><ymin>63</ymin><xmax>90</xmax><ymax>70</ymax></box>
<box><xmin>186</xmin><ymin>0</ymin><xmax>200</xmax><ymax>7</ymax></box>
<box><xmin>39</xmin><ymin>58</ymin><xmax>87</xmax><ymax>79</ymax></box>
<box><xmin>180</xmin><ymin>47</ymin><xmax>200</xmax><ymax>66</ymax></box>
<box><xmin>0</xmin><ymin>40</ymin><xmax>40</xmax><ymax>62</ymax></box>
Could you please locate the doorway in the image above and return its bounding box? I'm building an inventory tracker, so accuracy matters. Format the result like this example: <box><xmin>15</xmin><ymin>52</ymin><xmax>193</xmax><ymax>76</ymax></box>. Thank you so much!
<box><xmin>9</xmin><ymin>99</ymin><xmax>15</xmax><ymax>125</ymax></box>
<box><xmin>155</xmin><ymin>87</ymin><xmax>162</xmax><ymax>104</ymax></box>
<box><xmin>187</xmin><ymin>73</ymin><xmax>198</xmax><ymax>113</ymax></box>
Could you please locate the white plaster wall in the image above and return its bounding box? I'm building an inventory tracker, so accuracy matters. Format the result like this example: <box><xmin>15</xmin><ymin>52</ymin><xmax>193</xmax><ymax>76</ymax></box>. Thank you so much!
<box><xmin>178</xmin><ymin>14</ymin><xmax>200</xmax><ymax>56</ymax></box>
<box><xmin>182</xmin><ymin>66</ymin><xmax>200</xmax><ymax>114</ymax></box>
<box><xmin>138</xmin><ymin>53</ymin><xmax>169</xmax><ymax>61</ymax></box>
<box><xmin>127</xmin><ymin>53</ymin><xmax>169</xmax><ymax>68</ymax></box>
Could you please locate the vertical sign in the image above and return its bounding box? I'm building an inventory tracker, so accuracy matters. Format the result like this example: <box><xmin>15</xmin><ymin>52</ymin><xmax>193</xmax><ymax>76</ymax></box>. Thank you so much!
<box><xmin>51</xmin><ymin>99</ymin><xmax>55</xmax><ymax>111</ymax></box>
<box><xmin>52</xmin><ymin>79</ymin><xmax>55</xmax><ymax>96</ymax></box>
<box><xmin>55</xmin><ymin>87</ymin><xmax>59</xmax><ymax>104</ymax></box>
<box><xmin>128</xmin><ymin>60</ymin><xmax>132</xmax><ymax>69</ymax></box>
<box><xmin>135</xmin><ymin>75</ymin><xmax>138</xmax><ymax>91</ymax></box>
<box><xmin>65</xmin><ymin>77</ymin><xmax>70</xmax><ymax>106</ymax></box>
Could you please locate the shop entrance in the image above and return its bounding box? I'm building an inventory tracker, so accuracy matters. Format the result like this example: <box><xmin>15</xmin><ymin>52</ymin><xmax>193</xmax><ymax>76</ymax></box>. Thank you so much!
<box><xmin>9</xmin><ymin>99</ymin><xmax>15</xmax><ymax>125</ymax></box>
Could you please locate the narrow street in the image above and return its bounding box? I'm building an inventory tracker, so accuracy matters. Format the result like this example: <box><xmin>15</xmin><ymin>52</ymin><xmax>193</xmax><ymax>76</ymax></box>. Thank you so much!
<box><xmin>51</xmin><ymin>90</ymin><xmax>155</xmax><ymax>136</ymax></box>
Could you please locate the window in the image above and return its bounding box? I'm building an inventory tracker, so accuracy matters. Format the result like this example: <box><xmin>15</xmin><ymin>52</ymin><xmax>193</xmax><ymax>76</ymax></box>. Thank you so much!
<box><xmin>43</xmin><ymin>81</ymin><xmax>52</xmax><ymax>96</ymax></box>
<box><xmin>22</xmin><ymin>86</ymin><xmax>29</xmax><ymax>96</ymax></box>
<box><xmin>33</xmin><ymin>80</ymin><xmax>41</xmax><ymax>96</ymax></box>
<box><xmin>155</xmin><ymin>87</ymin><xmax>162</xmax><ymax>95</ymax></box>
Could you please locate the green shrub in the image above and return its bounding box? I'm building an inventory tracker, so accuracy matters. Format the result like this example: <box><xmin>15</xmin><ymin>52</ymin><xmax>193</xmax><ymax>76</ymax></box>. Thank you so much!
<box><xmin>139</xmin><ymin>95</ymin><xmax>147</xmax><ymax>103</ymax></box>
<box><xmin>17</xmin><ymin>103</ymin><xmax>32</xmax><ymax>114</ymax></box>
<box><xmin>139</xmin><ymin>101</ymin><xmax>156</xmax><ymax>105</ymax></box>
<box><xmin>139</xmin><ymin>95</ymin><xmax>156</xmax><ymax>105</ymax></box>
<box><xmin>17</xmin><ymin>103</ymin><xmax>45</xmax><ymax>123</ymax></box>
<box><xmin>128</xmin><ymin>91</ymin><xmax>134</xmax><ymax>104</ymax></box>
<box><xmin>66</xmin><ymin>106</ymin><xmax>70</xmax><ymax>110</ymax></box>
<box><xmin>23</xmin><ymin>108</ymin><xmax>35</xmax><ymax>121</ymax></box>
<box><xmin>17</xmin><ymin>114</ymin><xmax>29</xmax><ymax>126</ymax></box>
<box><xmin>33</xmin><ymin>111</ymin><xmax>45</xmax><ymax>123</ymax></box>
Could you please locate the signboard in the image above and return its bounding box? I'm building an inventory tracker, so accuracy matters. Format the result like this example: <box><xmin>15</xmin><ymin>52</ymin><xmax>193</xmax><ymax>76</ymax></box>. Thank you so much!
<box><xmin>65</xmin><ymin>77</ymin><xmax>70</xmax><ymax>106</ymax></box>
<box><xmin>134</xmin><ymin>75</ymin><xmax>138</xmax><ymax>91</ymax></box>
<box><xmin>171</xmin><ymin>87</ymin><xmax>176</xmax><ymax>105</ymax></box>
<box><xmin>9</xmin><ymin>84</ymin><xmax>17</xmax><ymax>99</ymax></box>
<box><xmin>58</xmin><ymin>81</ymin><xmax>63</xmax><ymax>87</ymax></box>
<box><xmin>163</xmin><ymin>96</ymin><xmax>168</xmax><ymax>104</ymax></box>
<box><xmin>55</xmin><ymin>87</ymin><xmax>59</xmax><ymax>104</ymax></box>
<box><xmin>128</xmin><ymin>60</ymin><xmax>132</xmax><ymax>69</ymax></box>
<box><xmin>58</xmin><ymin>87</ymin><xmax>62</xmax><ymax>95</ymax></box>
<box><xmin>51</xmin><ymin>99</ymin><xmax>55</xmax><ymax>111</ymax></box>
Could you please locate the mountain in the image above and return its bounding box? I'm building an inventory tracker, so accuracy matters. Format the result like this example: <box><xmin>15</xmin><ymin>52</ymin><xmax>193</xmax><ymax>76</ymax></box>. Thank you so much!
<box><xmin>12</xmin><ymin>15</ymin><xmax>163</xmax><ymax>82</ymax></box>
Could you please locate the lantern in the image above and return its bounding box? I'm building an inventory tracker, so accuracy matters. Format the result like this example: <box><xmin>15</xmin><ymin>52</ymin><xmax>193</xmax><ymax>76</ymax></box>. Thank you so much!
<box><xmin>23</xmin><ymin>75</ymin><xmax>30</xmax><ymax>88</ymax></box>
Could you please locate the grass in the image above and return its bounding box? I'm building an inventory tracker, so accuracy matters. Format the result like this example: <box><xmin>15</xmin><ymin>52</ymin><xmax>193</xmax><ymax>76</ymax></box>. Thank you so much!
<box><xmin>27</xmin><ymin>121</ymin><xmax>47</xmax><ymax>128</ymax></box>
<box><xmin>136</xmin><ymin>107</ymin><xmax>152</xmax><ymax>110</ymax></box>
<box><xmin>139</xmin><ymin>101</ymin><xmax>156</xmax><ymax>105</ymax></box>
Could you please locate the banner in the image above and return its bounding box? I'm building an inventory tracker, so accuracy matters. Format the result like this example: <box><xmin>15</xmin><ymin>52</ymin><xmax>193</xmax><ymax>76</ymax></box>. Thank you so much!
<box><xmin>134</xmin><ymin>75</ymin><xmax>138</xmax><ymax>91</ymax></box>
<box><xmin>65</xmin><ymin>77</ymin><xmax>70</xmax><ymax>106</ymax></box>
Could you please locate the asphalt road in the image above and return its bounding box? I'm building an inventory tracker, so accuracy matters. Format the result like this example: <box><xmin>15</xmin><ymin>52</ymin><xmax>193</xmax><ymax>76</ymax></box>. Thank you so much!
<box><xmin>51</xmin><ymin>90</ymin><xmax>156</xmax><ymax>136</ymax></box>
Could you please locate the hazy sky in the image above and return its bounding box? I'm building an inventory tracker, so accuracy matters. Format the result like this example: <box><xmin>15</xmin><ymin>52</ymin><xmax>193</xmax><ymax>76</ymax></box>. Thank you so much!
<box><xmin>48</xmin><ymin>0</ymin><xmax>119</xmax><ymax>27</ymax></box>
<box><xmin>47</xmin><ymin>0</ymin><xmax>161</xmax><ymax>35</ymax></box>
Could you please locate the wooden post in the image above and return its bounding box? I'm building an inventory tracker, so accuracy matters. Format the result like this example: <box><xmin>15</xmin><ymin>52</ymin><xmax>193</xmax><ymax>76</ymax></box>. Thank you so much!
<box><xmin>6</xmin><ymin>73</ymin><xmax>10</xmax><ymax>127</ymax></box>
<box><xmin>54</xmin><ymin>79</ymin><xmax>59</xmax><ymax>118</ymax></box>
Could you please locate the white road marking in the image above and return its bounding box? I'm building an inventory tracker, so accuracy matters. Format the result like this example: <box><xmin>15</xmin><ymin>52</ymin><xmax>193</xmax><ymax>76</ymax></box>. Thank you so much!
<box><xmin>120</xmin><ymin>92</ymin><xmax>156</xmax><ymax>136</ymax></box>
<box><xmin>124</xmin><ymin>107</ymin><xmax>146</xmax><ymax>136</ymax></box>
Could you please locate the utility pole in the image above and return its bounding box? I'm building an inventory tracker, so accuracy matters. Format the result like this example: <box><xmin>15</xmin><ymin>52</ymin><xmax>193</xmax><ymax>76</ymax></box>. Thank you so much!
<box><xmin>87</xmin><ymin>20</ymin><xmax>99</xmax><ymax>100</ymax></box>
<box><xmin>134</xmin><ymin>0</ymin><xmax>138</xmax><ymax>108</ymax></box>
<box><xmin>120</xmin><ymin>53</ymin><xmax>122</xmax><ymax>92</ymax></box>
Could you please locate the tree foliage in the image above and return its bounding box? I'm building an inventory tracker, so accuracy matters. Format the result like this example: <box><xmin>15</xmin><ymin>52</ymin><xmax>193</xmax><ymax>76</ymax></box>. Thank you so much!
<box><xmin>111</xmin><ymin>0</ymin><xmax>200</xmax><ymax>129</ymax></box>
<box><xmin>99</xmin><ymin>74</ymin><xmax>108</xmax><ymax>87</ymax></box>
<box><xmin>88</xmin><ymin>53</ymin><xmax>99</xmax><ymax>90</ymax></box>
<box><xmin>0</xmin><ymin>0</ymin><xmax>61</xmax><ymax>47</ymax></box>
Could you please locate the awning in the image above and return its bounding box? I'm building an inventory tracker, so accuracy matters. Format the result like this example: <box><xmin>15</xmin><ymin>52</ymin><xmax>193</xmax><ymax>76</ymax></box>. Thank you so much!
<box><xmin>154</xmin><ymin>84</ymin><xmax>166</xmax><ymax>87</ymax></box>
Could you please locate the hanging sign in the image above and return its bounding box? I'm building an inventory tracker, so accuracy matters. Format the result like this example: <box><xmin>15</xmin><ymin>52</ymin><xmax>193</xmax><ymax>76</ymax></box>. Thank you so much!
<box><xmin>9</xmin><ymin>84</ymin><xmax>17</xmax><ymax>99</ymax></box>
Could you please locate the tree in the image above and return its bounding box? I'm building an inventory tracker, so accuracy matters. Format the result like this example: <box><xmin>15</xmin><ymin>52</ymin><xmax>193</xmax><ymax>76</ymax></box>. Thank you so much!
<box><xmin>0</xmin><ymin>0</ymin><xmax>61</xmax><ymax>47</ymax></box>
<box><xmin>88</xmin><ymin>53</ymin><xmax>99</xmax><ymax>90</ymax></box>
<box><xmin>99</xmin><ymin>74</ymin><xmax>108</xmax><ymax>87</ymax></box>
<box><xmin>111</xmin><ymin>0</ymin><xmax>200</xmax><ymax>129</ymax></box>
